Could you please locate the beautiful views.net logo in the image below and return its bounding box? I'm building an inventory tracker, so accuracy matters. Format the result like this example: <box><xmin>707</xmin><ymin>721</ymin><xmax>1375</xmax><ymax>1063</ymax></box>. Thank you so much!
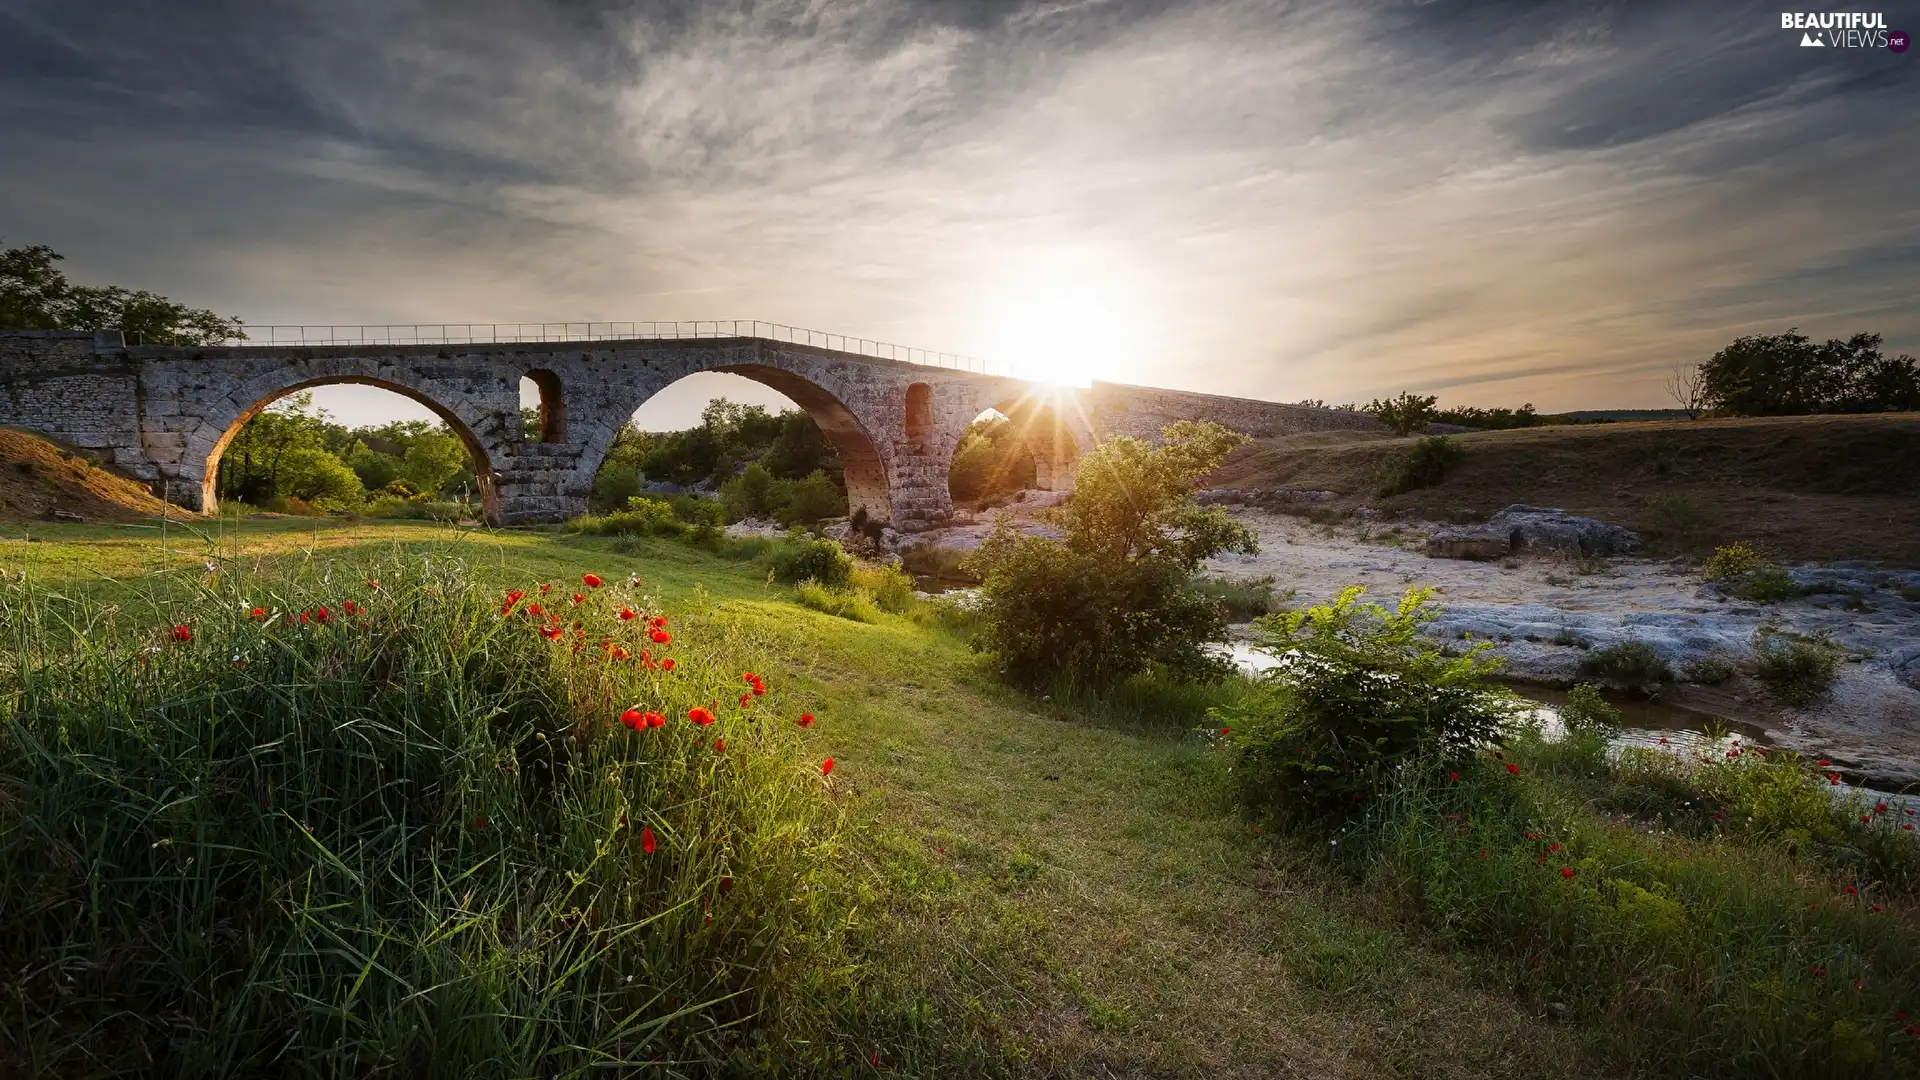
<box><xmin>1781</xmin><ymin>12</ymin><xmax>1909</xmax><ymax>50</ymax></box>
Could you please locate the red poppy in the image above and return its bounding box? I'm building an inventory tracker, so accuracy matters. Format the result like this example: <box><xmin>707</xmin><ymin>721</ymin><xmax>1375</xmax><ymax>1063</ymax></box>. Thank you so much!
<box><xmin>1559</xmin><ymin>866</ymin><xmax>1575</xmax><ymax>878</ymax></box>
<box><xmin>1828</xmin><ymin>773</ymin><xmax>1841</xmax><ymax>785</ymax></box>
<box><xmin>1505</xmin><ymin>762</ymin><xmax>1520</xmax><ymax>775</ymax></box>
<box><xmin>170</xmin><ymin>624</ymin><xmax>192</xmax><ymax>642</ymax></box>
<box><xmin>739</xmin><ymin>694</ymin><xmax>752</xmax><ymax>708</ymax></box>
<box><xmin>620</xmin><ymin>708</ymin><xmax>645</xmax><ymax>730</ymax></box>
<box><xmin>1448</xmin><ymin>771</ymin><xmax>1460</xmax><ymax>782</ymax></box>
<box><xmin>249</xmin><ymin>606</ymin><xmax>267</xmax><ymax>619</ymax></box>
<box><xmin>1844</xmin><ymin>885</ymin><xmax>1858</xmax><ymax>895</ymax></box>
<box><xmin>1871</xmin><ymin>904</ymin><xmax>1883</xmax><ymax>913</ymax></box>
<box><xmin>661</xmin><ymin>658</ymin><xmax>676</xmax><ymax>671</ymax></box>
<box><xmin>540</xmin><ymin>625</ymin><xmax>563</xmax><ymax>640</ymax></box>
<box><xmin>1658</xmin><ymin>737</ymin><xmax>1668</xmax><ymax>744</ymax></box>
<box><xmin>1862</xmin><ymin>815</ymin><xmax>1872</xmax><ymax>823</ymax></box>
<box><xmin>646</xmin><ymin>711</ymin><xmax>665</xmax><ymax>728</ymax></box>
<box><xmin>650</xmin><ymin>629</ymin><xmax>672</xmax><ymax>644</ymax></box>
<box><xmin>1819</xmin><ymin>758</ymin><xmax>1830</xmax><ymax>766</ymax></box>
<box><xmin>713</xmin><ymin>737</ymin><xmax>726</xmax><ymax>753</ymax></box>
<box><xmin>798</xmin><ymin>713</ymin><xmax>815</xmax><ymax>728</ymax></box>
<box><xmin>503</xmin><ymin>590</ymin><xmax>525</xmax><ymax>613</ymax></box>
<box><xmin>1477</xmin><ymin>848</ymin><xmax>1489</xmax><ymax>859</ymax></box>
<box><xmin>582</xmin><ymin>573</ymin><xmax>604</xmax><ymax>588</ymax></box>
<box><xmin>1810</xmin><ymin>965</ymin><xmax>1826</xmax><ymax>977</ymax></box>
<box><xmin>540</xmin><ymin>583</ymin><xmax>552</xmax><ymax>594</ymax></box>
<box><xmin>1906</xmin><ymin>824</ymin><xmax>1916</xmax><ymax>832</ymax></box>
<box><xmin>650</xmin><ymin>615</ymin><xmax>668</xmax><ymax>629</ymax></box>
<box><xmin>344</xmin><ymin>599</ymin><xmax>361</xmax><ymax>616</ymax></box>
<box><xmin>572</xmin><ymin>593</ymin><xmax>585</xmax><ymax>605</ymax></box>
<box><xmin>719</xmin><ymin>875</ymin><xmax>734</xmax><ymax>893</ymax></box>
<box><xmin>299</xmin><ymin>611</ymin><xmax>310</xmax><ymax>625</ymax></box>
<box><xmin>743</xmin><ymin>671</ymin><xmax>757</xmax><ymax>684</ymax></box>
<box><xmin>1525</xmin><ymin>831</ymin><xmax>1539</xmax><ymax>841</ymax></box>
<box><xmin>314</xmin><ymin>606</ymin><xmax>329</xmax><ymax>623</ymax></box>
<box><xmin>1876</xmin><ymin>802</ymin><xmax>1889</xmax><ymax>814</ymax></box>
<box><xmin>822</xmin><ymin>757</ymin><xmax>835</xmax><ymax>776</ymax></box>
<box><xmin>629</xmin><ymin>574</ymin><xmax>642</xmax><ymax>586</ymax></box>
<box><xmin>641</xmin><ymin>826</ymin><xmax>656</xmax><ymax>854</ymax></box>
<box><xmin>1547</xmin><ymin>842</ymin><xmax>1561</xmax><ymax>852</ymax></box>
<box><xmin>752</xmin><ymin>685</ymin><xmax>765</xmax><ymax>697</ymax></box>
<box><xmin>688</xmin><ymin>707</ymin><xmax>716</xmax><ymax>726</ymax></box>
<box><xmin>472</xmin><ymin>816</ymin><xmax>487</xmax><ymax>828</ymax></box>
<box><xmin>619</xmin><ymin>608</ymin><xmax>637</xmax><ymax>621</ymax></box>
<box><xmin>610</xmin><ymin>645</ymin><xmax>630</xmax><ymax>660</ymax></box>
<box><xmin>1219</xmin><ymin>726</ymin><xmax>1231</xmax><ymax>736</ymax></box>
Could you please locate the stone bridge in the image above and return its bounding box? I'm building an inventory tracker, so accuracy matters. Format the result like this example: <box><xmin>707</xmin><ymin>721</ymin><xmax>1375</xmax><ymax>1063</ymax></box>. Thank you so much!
<box><xmin>0</xmin><ymin>329</ymin><xmax>1383</xmax><ymax>528</ymax></box>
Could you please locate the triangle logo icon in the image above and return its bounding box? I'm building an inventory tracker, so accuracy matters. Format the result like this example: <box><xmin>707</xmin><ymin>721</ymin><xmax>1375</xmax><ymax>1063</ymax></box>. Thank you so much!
<box><xmin>1801</xmin><ymin>31</ymin><xmax>1824</xmax><ymax>46</ymax></box>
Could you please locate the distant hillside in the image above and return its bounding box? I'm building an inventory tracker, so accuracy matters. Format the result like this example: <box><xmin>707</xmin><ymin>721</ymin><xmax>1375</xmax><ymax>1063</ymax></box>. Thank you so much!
<box><xmin>1207</xmin><ymin>413</ymin><xmax>1920</xmax><ymax>566</ymax></box>
<box><xmin>1557</xmin><ymin>409</ymin><xmax>1694</xmax><ymax>421</ymax></box>
<box><xmin>0</xmin><ymin>428</ymin><xmax>174</xmax><ymax>522</ymax></box>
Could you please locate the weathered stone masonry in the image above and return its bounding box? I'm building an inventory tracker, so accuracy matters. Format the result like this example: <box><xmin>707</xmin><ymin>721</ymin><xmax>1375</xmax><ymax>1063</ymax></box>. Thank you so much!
<box><xmin>0</xmin><ymin>331</ymin><xmax>1384</xmax><ymax>527</ymax></box>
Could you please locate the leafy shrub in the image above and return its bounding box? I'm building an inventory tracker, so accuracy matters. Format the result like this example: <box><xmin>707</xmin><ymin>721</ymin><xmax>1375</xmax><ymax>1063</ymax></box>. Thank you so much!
<box><xmin>1577</xmin><ymin>640</ymin><xmax>1674</xmax><ymax>687</ymax></box>
<box><xmin>1702</xmin><ymin>541</ymin><xmax>1764</xmax><ymax>582</ymax></box>
<box><xmin>770</xmin><ymin>536</ymin><xmax>854</xmax><ymax>588</ymax></box>
<box><xmin>1375</xmin><ymin>436</ymin><xmax>1463</xmax><ymax>497</ymax></box>
<box><xmin>1214</xmin><ymin>586</ymin><xmax>1522</xmax><ymax>825</ymax></box>
<box><xmin>1366</xmin><ymin>391</ymin><xmax>1438</xmax><ymax>436</ymax></box>
<box><xmin>1732</xmin><ymin>565</ymin><xmax>1801</xmax><ymax>604</ymax></box>
<box><xmin>780</xmin><ymin>469</ymin><xmax>845</xmax><ymax>526</ymax></box>
<box><xmin>1748</xmin><ymin>628</ymin><xmax>1842</xmax><ymax>707</ymax></box>
<box><xmin>573</xmin><ymin>497</ymin><xmax>687</xmax><ymax>538</ymax></box>
<box><xmin>721</xmin><ymin>461</ymin><xmax>785</xmax><ymax>521</ymax></box>
<box><xmin>966</xmin><ymin>422</ymin><xmax>1255</xmax><ymax>691</ymax></box>
<box><xmin>1558</xmin><ymin>682</ymin><xmax>1620</xmax><ymax>737</ymax></box>
<box><xmin>851</xmin><ymin>563</ymin><xmax>917</xmax><ymax>614</ymax></box>
<box><xmin>794</xmin><ymin>580</ymin><xmax>879</xmax><ymax>622</ymax></box>
<box><xmin>1683</xmin><ymin>656</ymin><xmax>1736</xmax><ymax>684</ymax></box>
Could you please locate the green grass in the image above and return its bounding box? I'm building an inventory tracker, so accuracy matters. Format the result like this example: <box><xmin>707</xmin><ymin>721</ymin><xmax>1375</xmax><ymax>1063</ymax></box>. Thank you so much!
<box><xmin>4</xmin><ymin>519</ymin><xmax>1916</xmax><ymax>1077</ymax></box>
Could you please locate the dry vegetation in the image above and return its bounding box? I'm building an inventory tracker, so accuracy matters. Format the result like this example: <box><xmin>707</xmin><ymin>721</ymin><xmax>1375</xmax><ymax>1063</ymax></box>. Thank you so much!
<box><xmin>1207</xmin><ymin>414</ymin><xmax>1920</xmax><ymax>565</ymax></box>
<box><xmin>0</xmin><ymin>427</ymin><xmax>176</xmax><ymax>522</ymax></box>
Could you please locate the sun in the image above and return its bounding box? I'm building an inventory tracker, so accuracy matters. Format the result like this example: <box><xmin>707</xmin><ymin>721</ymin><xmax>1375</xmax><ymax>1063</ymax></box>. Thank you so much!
<box><xmin>985</xmin><ymin>271</ymin><xmax>1137</xmax><ymax>387</ymax></box>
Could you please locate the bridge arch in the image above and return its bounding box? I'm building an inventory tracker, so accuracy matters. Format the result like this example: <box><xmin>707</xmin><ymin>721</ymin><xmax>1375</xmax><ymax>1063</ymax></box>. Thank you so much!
<box><xmin>194</xmin><ymin>375</ymin><xmax>499</xmax><ymax>522</ymax></box>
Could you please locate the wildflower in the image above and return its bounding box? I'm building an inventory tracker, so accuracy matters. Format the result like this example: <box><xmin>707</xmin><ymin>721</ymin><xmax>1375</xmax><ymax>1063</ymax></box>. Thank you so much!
<box><xmin>1828</xmin><ymin>773</ymin><xmax>1842</xmax><ymax>785</ymax></box>
<box><xmin>714</xmin><ymin>737</ymin><xmax>726</xmax><ymax>754</ymax></box>
<box><xmin>1844</xmin><ymin>885</ymin><xmax>1858</xmax><ymax>896</ymax></box>
<box><xmin>582</xmin><ymin>573</ymin><xmax>604</xmax><ymax>588</ymax></box>
<box><xmin>314</xmin><ymin>606</ymin><xmax>329</xmax><ymax>623</ymax></box>
<box><xmin>1560</xmin><ymin>866</ymin><xmax>1575</xmax><ymax>878</ymax></box>
<box><xmin>1876</xmin><ymin>802</ymin><xmax>1889</xmax><ymax>814</ymax></box>
<box><xmin>1478</xmin><ymin>848</ymin><xmax>1489</xmax><ymax>859</ymax></box>
<box><xmin>1658</xmin><ymin>737</ymin><xmax>1668</xmax><ymax>744</ymax></box>
<box><xmin>1906</xmin><ymin>824</ymin><xmax>1916</xmax><ymax>832</ymax></box>
<box><xmin>299</xmin><ymin>611</ymin><xmax>310</xmax><ymax>625</ymax></box>
<box><xmin>1505</xmin><ymin>762</ymin><xmax>1521</xmax><ymax>775</ymax></box>
<box><xmin>610</xmin><ymin>645</ymin><xmax>630</xmax><ymax>660</ymax></box>
<box><xmin>366</xmin><ymin>578</ymin><xmax>380</xmax><ymax>590</ymax></box>
<box><xmin>620</xmin><ymin>708</ymin><xmax>645</xmax><ymax>730</ymax></box>
<box><xmin>646</xmin><ymin>711</ymin><xmax>665</xmax><ymax>728</ymax></box>
<box><xmin>719</xmin><ymin>875</ymin><xmax>733</xmax><ymax>893</ymax></box>
<box><xmin>170</xmin><ymin>624</ymin><xmax>192</xmax><ymax>642</ymax></box>
<box><xmin>527</xmin><ymin>602</ymin><xmax>545</xmax><ymax>617</ymax></box>
<box><xmin>1819</xmin><ymin>758</ymin><xmax>1831</xmax><ymax>766</ymax></box>
<box><xmin>1871</xmin><ymin>904</ymin><xmax>1884</xmax><ymax>913</ymax></box>
<box><xmin>662</xmin><ymin>658</ymin><xmax>676</xmax><ymax>672</ymax></box>
<box><xmin>629</xmin><ymin>574</ymin><xmax>642</xmax><ymax>586</ymax></box>
<box><xmin>650</xmin><ymin>615</ymin><xmax>668</xmax><ymax>629</ymax></box>
<box><xmin>1861</xmin><ymin>814</ymin><xmax>1872</xmax><ymax>824</ymax></box>
<box><xmin>1810</xmin><ymin>965</ymin><xmax>1826</xmax><ymax>978</ymax></box>
<box><xmin>1449</xmin><ymin>771</ymin><xmax>1460</xmax><ymax>782</ymax></box>
<box><xmin>688</xmin><ymin>707</ymin><xmax>716</xmax><ymax>726</ymax></box>
<box><xmin>1525</xmin><ymin>831</ymin><xmax>1539</xmax><ymax>841</ymax></box>
<box><xmin>503</xmin><ymin>590</ymin><xmax>524</xmax><ymax>613</ymax></box>
<box><xmin>249</xmin><ymin>606</ymin><xmax>267</xmax><ymax>620</ymax></box>
<box><xmin>472</xmin><ymin>816</ymin><xmax>487</xmax><ymax>828</ymax></box>
<box><xmin>822</xmin><ymin>757</ymin><xmax>835</xmax><ymax>776</ymax></box>
<box><xmin>650</xmin><ymin>629</ymin><xmax>672</xmax><ymax>644</ymax></box>
<box><xmin>798</xmin><ymin>713</ymin><xmax>815</xmax><ymax>728</ymax></box>
<box><xmin>540</xmin><ymin>583</ymin><xmax>552</xmax><ymax>594</ymax></box>
<box><xmin>572</xmin><ymin>593</ymin><xmax>585</xmax><ymax>605</ymax></box>
<box><xmin>739</xmin><ymin>694</ymin><xmax>752</xmax><ymax>709</ymax></box>
<box><xmin>641</xmin><ymin>826</ymin><xmax>656</xmax><ymax>854</ymax></box>
<box><xmin>1547</xmin><ymin>842</ymin><xmax>1562</xmax><ymax>852</ymax></box>
<box><xmin>540</xmin><ymin>625</ymin><xmax>563</xmax><ymax>640</ymax></box>
<box><xmin>619</xmin><ymin>608</ymin><xmax>637</xmax><ymax>621</ymax></box>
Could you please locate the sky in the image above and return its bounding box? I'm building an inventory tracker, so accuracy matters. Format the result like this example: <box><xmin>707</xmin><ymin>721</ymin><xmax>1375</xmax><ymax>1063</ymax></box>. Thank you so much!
<box><xmin>2</xmin><ymin>0</ymin><xmax>1915</xmax><ymax>429</ymax></box>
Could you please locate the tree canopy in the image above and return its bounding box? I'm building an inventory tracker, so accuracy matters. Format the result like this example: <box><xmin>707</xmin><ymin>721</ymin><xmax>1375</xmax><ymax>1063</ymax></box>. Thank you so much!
<box><xmin>1700</xmin><ymin>329</ymin><xmax>1920</xmax><ymax>416</ymax></box>
<box><xmin>0</xmin><ymin>243</ymin><xmax>243</xmax><ymax>345</ymax></box>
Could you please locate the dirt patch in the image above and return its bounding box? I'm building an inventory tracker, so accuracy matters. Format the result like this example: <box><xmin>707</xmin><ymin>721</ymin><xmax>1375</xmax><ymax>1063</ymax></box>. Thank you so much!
<box><xmin>0</xmin><ymin>428</ymin><xmax>173</xmax><ymax>523</ymax></box>
<box><xmin>1206</xmin><ymin>414</ymin><xmax>1920</xmax><ymax>567</ymax></box>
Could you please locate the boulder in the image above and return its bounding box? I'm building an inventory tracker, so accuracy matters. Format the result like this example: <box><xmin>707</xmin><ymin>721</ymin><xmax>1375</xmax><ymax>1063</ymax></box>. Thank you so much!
<box><xmin>1491</xmin><ymin>505</ymin><xmax>1641</xmax><ymax>556</ymax></box>
<box><xmin>1425</xmin><ymin>525</ymin><xmax>1511</xmax><ymax>560</ymax></box>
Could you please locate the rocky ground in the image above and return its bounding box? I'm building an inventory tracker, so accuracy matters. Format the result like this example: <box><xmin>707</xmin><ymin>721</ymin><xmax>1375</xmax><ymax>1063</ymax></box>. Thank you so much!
<box><xmin>876</xmin><ymin>493</ymin><xmax>1920</xmax><ymax>787</ymax></box>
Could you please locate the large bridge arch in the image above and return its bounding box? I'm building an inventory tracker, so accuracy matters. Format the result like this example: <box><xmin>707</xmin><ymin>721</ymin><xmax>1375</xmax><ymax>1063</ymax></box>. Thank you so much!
<box><xmin>189</xmin><ymin>371</ymin><xmax>503</xmax><ymax>523</ymax></box>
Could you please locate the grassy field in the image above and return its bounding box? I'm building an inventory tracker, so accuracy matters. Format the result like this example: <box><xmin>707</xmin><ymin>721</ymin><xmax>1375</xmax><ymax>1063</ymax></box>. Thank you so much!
<box><xmin>1206</xmin><ymin>414</ymin><xmax>1920</xmax><ymax>565</ymax></box>
<box><xmin>3</xmin><ymin>519</ymin><xmax>1916</xmax><ymax>1077</ymax></box>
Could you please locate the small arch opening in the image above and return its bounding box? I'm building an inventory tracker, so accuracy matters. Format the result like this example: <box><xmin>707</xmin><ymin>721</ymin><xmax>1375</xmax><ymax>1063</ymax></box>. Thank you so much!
<box><xmin>904</xmin><ymin>382</ymin><xmax>933</xmax><ymax>451</ymax></box>
<box><xmin>520</xmin><ymin>369</ymin><xmax>565</xmax><ymax>442</ymax></box>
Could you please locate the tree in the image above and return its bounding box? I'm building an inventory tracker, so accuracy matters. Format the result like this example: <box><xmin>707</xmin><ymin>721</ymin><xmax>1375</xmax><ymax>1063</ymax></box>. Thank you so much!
<box><xmin>1699</xmin><ymin>328</ymin><xmax>1920</xmax><ymax>416</ymax></box>
<box><xmin>1366</xmin><ymin>392</ymin><xmax>1438</xmax><ymax>436</ymax></box>
<box><xmin>0</xmin><ymin>243</ymin><xmax>243</xmax><ymax>345</ymax></box>
<box><xmin>965</xmin><ymin>421</ymin><xmax>1258</xmax><ymax>691</ymax></box>
<box><xmin>1664</xmin><ymin>362</ymin><xmax>1708</xmax><ymax>420</ymax></box>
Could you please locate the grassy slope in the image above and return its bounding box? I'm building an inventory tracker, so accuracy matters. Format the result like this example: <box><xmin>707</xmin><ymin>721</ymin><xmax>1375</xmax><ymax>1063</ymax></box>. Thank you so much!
<box><xmin>1206</xmin><ymin>414</ymin><xmax>1920</xmax><ymax>565</ymax></box>
<box><xmin>0</xmin><ymin>428</ymin><xmax>177</xmax><ymax>522</ymax></box>
<box><xmin>2</xmin><ymin>519</ymin><xmax>1589</xmax><ymax>1078</ymax></box>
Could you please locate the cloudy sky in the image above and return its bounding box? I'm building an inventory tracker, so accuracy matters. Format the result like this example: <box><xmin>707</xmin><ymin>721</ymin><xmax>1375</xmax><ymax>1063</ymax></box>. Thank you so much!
<box><xmin>2</xmin><ymin>0</ymin><xmax>1915</xmax><ymax>427</ymax></box>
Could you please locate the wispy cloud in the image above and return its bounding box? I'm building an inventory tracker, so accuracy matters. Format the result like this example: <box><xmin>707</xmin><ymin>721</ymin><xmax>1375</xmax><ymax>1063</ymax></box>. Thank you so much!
<box><xmin>0</xmin><ymin>0</ymin><xmax>1913</xmax><ymax>412</ymax></box>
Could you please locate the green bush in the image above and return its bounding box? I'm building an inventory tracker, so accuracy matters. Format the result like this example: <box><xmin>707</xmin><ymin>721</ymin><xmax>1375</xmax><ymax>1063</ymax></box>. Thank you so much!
<box><xmin>1702</xmin><ymin>541</ymin><xmax>1764</xmax><ymax>582</ymax></box>
<box><xmin>794</xmin><ymin>580</ymin><xmax>880</xmax><ymax>622</ymax></box>
<box><xmin>1375</xmin><ymin>436</ymin><xmax>1463</xmax><ymax>497</ymax></box>
<box><xmin>1214</xmin><ymin>586</ymin><xmax>1523</xmax><ymax>825</ymax></box>
<box><xmin>1749</xmin><ymin>628</ymin><xmax>1842</xmax><ymax>707</ymax></box>
<box><xmin>1577</xmin><ymin>640</ymin><xmax>1674</xmax><ymax>687</ymax></box>
<box><xmin>770</xmin><ymin>536</ymin><xmax>854</xmax><ymax>588</ymax></box>
<box><xmin>572</xmin><ymin>497</ymin><xmax>687</xmax><ymax>538</ymax></box>
<box><xmin>851</xmin><ymin>563</ymin><xmax>917</xmax><ymax>615</ymax></box>
<box><xmin>1558</xmin><ymin>682</ymin><xmax>1620</xmax><ymax>737</ymax></box>
<box><xmin>966</xmin><ymin>422</ymin><xmax>1256</xmax><ymax>691</ymax></box>
<box><xmin>1733</xmin><ymin>565</ymin><xmax>1802</xmax><ymax>604</ymax></box>
<box><xmin>779</xmin><ymin>469</ymin><xmax>845</xmax><ymax>526</ymax></box>
<box><xmin>1194</xmin><ymin>574</ymin><xmax>1284</xmax><ymax>620</ymax></box>
<box><xmin>721</xmin><ymin>462</ymin><xmax>786</xmax><ymax>522</ymax></box>
<box><xmin>1366</xmin><ymin>391</ymin><xmax>1438</xmax><ymax>436</ymax></box>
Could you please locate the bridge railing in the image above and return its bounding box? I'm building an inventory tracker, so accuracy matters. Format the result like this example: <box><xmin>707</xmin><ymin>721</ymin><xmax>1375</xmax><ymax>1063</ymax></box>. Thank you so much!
<box><xmin>223</xmin><ymin>321</ymin><xmax>1007</xmax><ymax>375</ymax></box>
